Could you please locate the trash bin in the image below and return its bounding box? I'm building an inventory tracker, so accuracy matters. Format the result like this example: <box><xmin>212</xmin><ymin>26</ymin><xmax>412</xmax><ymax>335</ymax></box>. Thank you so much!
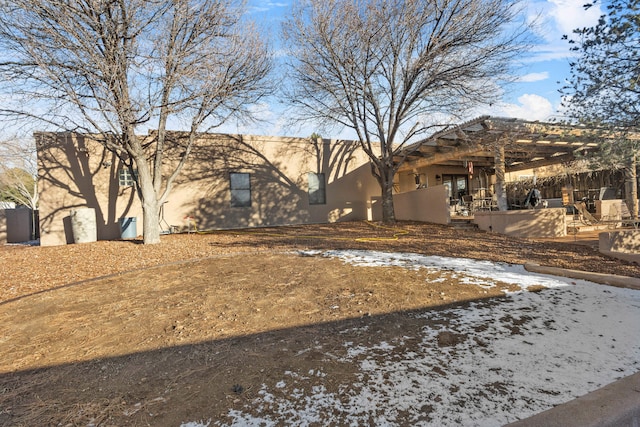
<box><xmin>119</xmin><ymin>217</ymin><xmax>137</xmax><ymax>239</ymax></box>
<box><xmin>70</xmin><ymin>208</ymin><xmax>97</xmax><ymax>243</ymax></box>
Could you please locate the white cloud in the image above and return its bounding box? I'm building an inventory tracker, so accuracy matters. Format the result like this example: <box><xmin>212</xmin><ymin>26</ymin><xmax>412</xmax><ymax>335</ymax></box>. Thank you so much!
<box><xmin>248</xmin><ymin>1</ymin><xmax>289</xmax><ymax>14</ymax></box>
<box><xmin>516</xmin><ymin>71</ymin><xmax>549</xmax><ymax>83</ymax></box>
<box><xmin>524</xmin><ymin>44</ymin><xmax>575</xmax><ymax>62</ymax></box>
<box><xmin>524</xmin><ymin>0</ymin><xmax>603</xmax><ymax>63</ymax></box>
<box><xmin>495</xmin><ymin>93</ymin><xmax>555</xmax><ymax>121</ymax></box>
<box><xmin>546</xmin><ymin>0</ymin><xmax>602</xmax><ymax>35</ymax></box>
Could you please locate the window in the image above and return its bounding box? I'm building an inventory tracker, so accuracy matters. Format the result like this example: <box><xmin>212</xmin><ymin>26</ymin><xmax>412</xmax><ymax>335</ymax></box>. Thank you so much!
<box><xmin>308</xmin><ymin>172</ymin><xmax>326</xmax><ymax>205</ymax></box>
<box><xmin>118</xmin><ymin>168</ymin><xmax>137</xmax><ymax>187</ymax></box>
<box><xmin>230</xmin><ymin>172</ymin><xmax>251</xmax><ymax>207</ymax></box>
<box><xmin>442</xmin><ymin>174</ymin><xmax>468</xmax><ymax>201</ymax></box>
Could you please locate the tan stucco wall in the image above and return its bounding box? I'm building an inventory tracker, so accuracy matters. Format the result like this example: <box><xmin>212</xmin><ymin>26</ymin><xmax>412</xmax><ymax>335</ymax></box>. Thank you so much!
<box><xmin>37</xmin><ymin>133</ymin><xmax>381</xmax><ymax>246</ymax></box>
<box><xmin>599</xmin><ymin>230</ymin><xmax>640</xmax><ymax>264</ymax></box>
<box><xmin>173</xmin><ymin>135</ymin><xmax>381</xmax><ymax>231</ymax></box>
<box><xmin>474</xmin><ymin>208</ymin><xmax>567</xmax><ymax>238</ymax></box>
<box><xmin>37</xmin><ymin>133</ymin><xmax>128</xmax><ymax>245</ymax></box>
<box><xmin>393</xmin><ymin>185</ymin><xmax>450</xmax><ymax>225</ymax></box>
<box><xmin>595</xmin><ymin>199</ymin><xmax>636</xmax><ymax>220</ymax></box>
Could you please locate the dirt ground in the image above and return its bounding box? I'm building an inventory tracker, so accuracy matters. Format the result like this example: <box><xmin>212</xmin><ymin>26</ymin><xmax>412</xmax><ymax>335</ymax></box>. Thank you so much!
<box><xmin>0</xmin><ymin>221</ymin><xmax>637</xmax><ymax>426</ymax></box>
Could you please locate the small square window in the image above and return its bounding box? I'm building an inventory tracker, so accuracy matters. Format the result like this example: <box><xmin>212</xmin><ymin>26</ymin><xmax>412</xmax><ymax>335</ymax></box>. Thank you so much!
<box><xmin>230</xmin><ymin>172</ymin><xmax>251</xmax><ymax>207</ymax></box>
<box><xmin>119</xmin><ymin>168</ymin><xmax>137</xmax><ymax>187</ymax></box>
<box><xmin>308</xmin><ymin>172</ymin><xmax>326</xmax><ymax>205</ymax></box>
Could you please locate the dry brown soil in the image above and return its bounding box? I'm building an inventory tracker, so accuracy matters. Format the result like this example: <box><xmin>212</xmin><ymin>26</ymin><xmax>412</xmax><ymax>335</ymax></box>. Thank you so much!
<box><xmin>0</xmin><ymin>221</ymin><xmax>637</xmax><ymax>426</ymax></box>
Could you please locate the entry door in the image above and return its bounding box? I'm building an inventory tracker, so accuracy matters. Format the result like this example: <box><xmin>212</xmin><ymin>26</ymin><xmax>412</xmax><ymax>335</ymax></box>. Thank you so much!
<box><xmin>442</xmin><ymin>175</ymin><xmax>468</xmax><ymax>201</ymax></box>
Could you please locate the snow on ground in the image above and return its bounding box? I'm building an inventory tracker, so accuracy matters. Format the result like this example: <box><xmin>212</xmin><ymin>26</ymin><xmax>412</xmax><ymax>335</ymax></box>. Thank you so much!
<box><xmin>182</xmin><ymin>250</ymin><xmax>640</xmax><ymax>427</ymax></box>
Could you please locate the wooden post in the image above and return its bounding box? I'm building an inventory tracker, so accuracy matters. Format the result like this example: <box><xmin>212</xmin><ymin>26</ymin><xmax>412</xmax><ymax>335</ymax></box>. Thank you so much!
<box><xmin>625</xmin><ymin>153</ymin><xmax>638</xmax><ymax>219</ymax></box>
<box><xmin>494</xmin><ymin>144</ymin><xmax>508</xmax><ymax>211</ymax></box>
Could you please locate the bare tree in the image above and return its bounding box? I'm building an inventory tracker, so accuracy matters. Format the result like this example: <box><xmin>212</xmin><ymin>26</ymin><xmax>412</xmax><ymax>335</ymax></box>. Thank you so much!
<box><xmin>0</xmin><ymin>0</ymin><xmax>273</xmax><ymax>243</ymax></box>
<box><xmin>0</xmin><ymin>138</ymin><xmax>38</xmax><ymax>209</ymax></box>
<box><xmin>282</xmin><ymin>0</ymin><xmax>532</xmax><ymax>223</ymax></box>
<box><xmin>0</xmin><ymin>138</ymin><xmax>39</xmax><ymax>239</ymax></box>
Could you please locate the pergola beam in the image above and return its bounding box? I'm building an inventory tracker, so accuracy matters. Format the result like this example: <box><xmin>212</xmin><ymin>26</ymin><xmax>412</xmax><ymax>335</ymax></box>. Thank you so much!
<box><xmin>397</xmin><ymin>144</ymin><xmax>486</xmax><ymax>168</ymax></box>
<box><xmin>398</xmin><ymin>116</ymin><xmax>601</xmax><ymax>173</ymax></box>
<box><xmin>506</xmin><ymin>153</ymin><xmax>576</xmax><ymax>172</ymax></box>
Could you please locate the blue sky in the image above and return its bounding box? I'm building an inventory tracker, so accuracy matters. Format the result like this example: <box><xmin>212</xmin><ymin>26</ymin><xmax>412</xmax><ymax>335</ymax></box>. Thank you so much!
<box><xmin>228</xmin><ymin>0</ymin><xmax>604</xmax><ymax>138</ymax></box>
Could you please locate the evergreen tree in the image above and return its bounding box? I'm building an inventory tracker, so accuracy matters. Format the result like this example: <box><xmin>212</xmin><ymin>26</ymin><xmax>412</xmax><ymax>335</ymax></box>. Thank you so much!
<box><xmin>562</xmin><ymin>0</ymin><xmax>640</xmax><ymax>218</ymax></box>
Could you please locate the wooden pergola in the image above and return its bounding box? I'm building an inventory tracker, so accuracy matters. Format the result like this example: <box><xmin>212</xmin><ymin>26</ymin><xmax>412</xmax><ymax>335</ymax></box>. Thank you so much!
<box><xmin>397</xmin><ymin>116</ymin><xmax>600</xmax><ymax>172</ymax></box>
<box><xmin>396</xmin><ymin>116</ymin><xmax>603</xmax><ymax>210</ymax></box>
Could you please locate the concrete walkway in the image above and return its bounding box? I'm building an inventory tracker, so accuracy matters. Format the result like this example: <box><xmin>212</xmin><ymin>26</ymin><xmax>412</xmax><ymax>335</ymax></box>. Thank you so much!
<box><xmin>506</xmin><ymin>371</ymin><xmax>640</xmax><ymax>427</ymax></box>
<box><xmin>524</xmin><ymin>263</ymin><xmax>640</xmax><ymax>290</ymax></box>
<box><xmin>517</xmin><ymin>233</ymin><xmax>640</xmax><ymax>427</ymax></box>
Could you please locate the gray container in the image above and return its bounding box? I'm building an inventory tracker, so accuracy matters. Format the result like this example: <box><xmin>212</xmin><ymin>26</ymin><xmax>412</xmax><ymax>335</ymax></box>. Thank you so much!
<box><xmin>119</xmin><ymin>217</ymin><xmax>137</xmax><ymax>239</ymax></box>
<box><xmin>70</xmin><ymin>208</ymin><xmax>97</xmax><ymax>243</ymax></box>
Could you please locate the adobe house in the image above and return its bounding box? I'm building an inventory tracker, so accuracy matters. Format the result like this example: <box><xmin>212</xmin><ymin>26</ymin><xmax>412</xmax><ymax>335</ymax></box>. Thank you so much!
<box><xmin>36</xmin><ymin>116</ymin><xmax>638</xmax><ymax>245</ymax></box>
<box><xmin>36</xmin><ymin>132</ymin><xmax>386</xmax><ymax>246</ymax></box>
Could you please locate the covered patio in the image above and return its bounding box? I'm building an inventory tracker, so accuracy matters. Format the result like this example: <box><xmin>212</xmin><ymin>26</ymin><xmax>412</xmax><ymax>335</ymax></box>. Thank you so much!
<box><xmin>391</xmin><ymin>116</ymin><xmax>635</xmax><ymax>239</ymax></box>
<box><xmin>397</xmin><ymin>115</ymin><xmax>600</xmax><ymax>211</ymax></box>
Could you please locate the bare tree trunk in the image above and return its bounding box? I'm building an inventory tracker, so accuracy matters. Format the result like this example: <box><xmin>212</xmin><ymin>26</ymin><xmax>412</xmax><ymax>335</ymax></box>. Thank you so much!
<box><xmin>141</xmin><ymin>198</ymin><xmax>161</xmax><ymax>244</ymax></box>
<box><xmin>624</xmin><ymin>153</ymin><xmax>638</xmax><ymax>219</ymax></box>
<box><xmin>31</xmin><ymin>209</ymin><xmax>37</xmax><ymax>240</ymax></box>
<box><xmin>494</xmin><ymin>144</ymin><xmax>508</xmax><ymax>211</ymax></box>
<box><xmin>138</xmin><ymin>186</ymin><xmax>162</xmax><ymax>244</ymax></box>
<box><xmin>138</xmin><ymin>183</ymin><xmax>162</xmax><ymax>244</ymax></box>
<box><xmin>132</xmin><ymin>144</ymin><xmax>162</xmax><ymax>244</ymax></box>
<box><xmin>380</xmin><ymin>168</ymin><xmax>396</xmax><ymax>224</ymax></box>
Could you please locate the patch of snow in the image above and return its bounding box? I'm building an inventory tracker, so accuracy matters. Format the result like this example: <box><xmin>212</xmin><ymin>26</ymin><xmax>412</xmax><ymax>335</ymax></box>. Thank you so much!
<box><xmin>5</xmin><ymin>239</ymin><xmax>39</xmax><ymax>246</ymax></box>
<box><xmin>323</xmin><ymin>250</ymin><xmax>572</xmax><ymax>292</ymax></box>
<box><xmin>182</xmin><ymin>250</ymin><xmax>640</xmax><ymax>427</ymax></box>
<box><xmin>180</xmin><ymin>420</ymin><xmax>210</xmax><ymax>427</ymax></box>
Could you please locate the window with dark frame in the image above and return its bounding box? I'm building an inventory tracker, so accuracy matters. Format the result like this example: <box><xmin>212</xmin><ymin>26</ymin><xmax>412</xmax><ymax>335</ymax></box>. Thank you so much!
<box><xmin>308</xmin><ymin>172</ymin><xmax>326</xmax><ymax>205</ymax></box>
<box><xmin>118</xmin><ymin>168</ymin><xmax>137</xmax><ymax>187</ymax></box>
<box><xmin>230</xmin><ymin>172</ymin><xmax>251</xmax><ymax>207</ymax></box>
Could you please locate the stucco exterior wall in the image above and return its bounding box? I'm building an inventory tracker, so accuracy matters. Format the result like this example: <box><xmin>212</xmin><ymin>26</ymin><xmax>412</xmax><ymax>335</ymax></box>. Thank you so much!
<box><xmin>599</xmin><ymin>230</ymin><xmax>640</xmax><ymax>264</ymax></box>
<box><xmin>474</xmin><ymin>208</ymin><xmax>567</xmax><ymax>238</ymax></box>
<box><xmin>596</xmin><ymin>199</ymin><xmax>622</xmax><ymax>220</ymax></box>
<box><xmin>37</xmin><ymin>133</ymin><xmax>381</xmax><ymax>246</ymax></box>
<box><xmin>595</xmin><ymin>199</ymin><xmax>637</xmax><ymax>220</ymax></box>
<box><xmin>393</xmin><ymin>185</ymin><xmax>450</xmax><ymax>225</ymax></box>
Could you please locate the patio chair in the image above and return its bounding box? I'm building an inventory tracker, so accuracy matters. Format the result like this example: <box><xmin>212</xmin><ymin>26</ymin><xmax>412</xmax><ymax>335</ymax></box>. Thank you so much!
<box><xmin>573</xmin><ymin>201</ymin><xmax>598</xmax><ymax>225</ymax></box>
<box><xmin>461</xmin><ymin>195</ymin><xmax>474</xmax><ymax>212</ymax></box>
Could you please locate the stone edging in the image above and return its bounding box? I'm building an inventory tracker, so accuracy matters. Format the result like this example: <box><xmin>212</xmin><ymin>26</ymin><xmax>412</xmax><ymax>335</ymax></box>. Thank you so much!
<box><xmin>505</xmin><ymin>371</ymin><xmax>640</xmax><ymax>427</ymax></box>
<box><xmin>524</xmin><ymin>263</ymin><xmax>640</xmax><ymax>290</ymax></box>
